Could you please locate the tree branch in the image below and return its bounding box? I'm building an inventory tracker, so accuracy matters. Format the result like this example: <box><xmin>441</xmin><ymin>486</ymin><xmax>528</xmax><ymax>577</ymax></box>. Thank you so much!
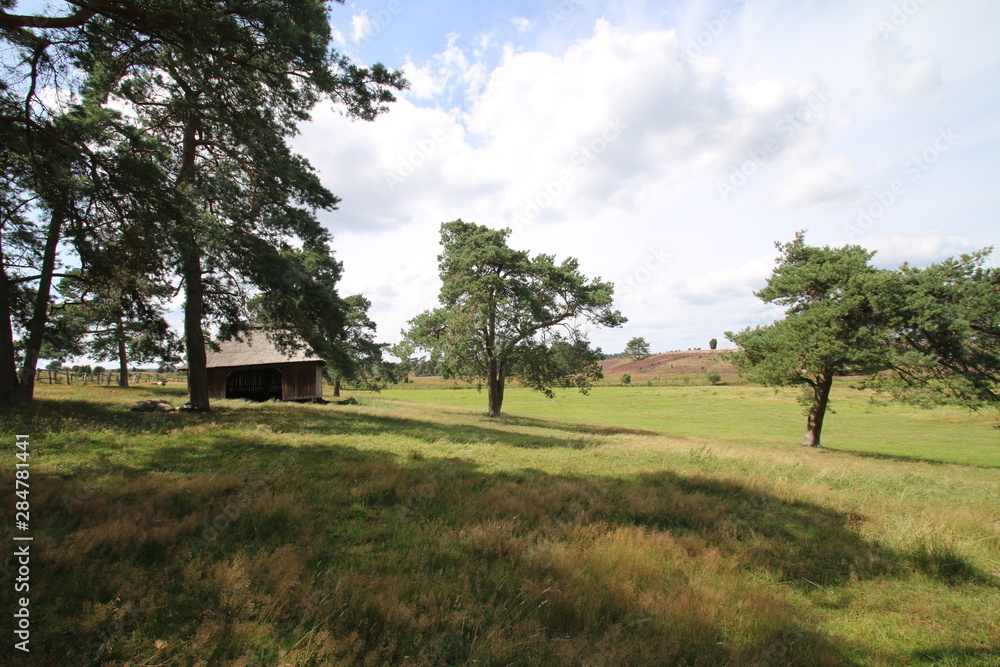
<box><xmin>0</xmin><ymin>4</ymin><xmax>99</xmax><ymax>30</ymax></box>
<box><xmin>9</xmin><ymin>272</ymin><xmax>81</xmax><ymax>285</ymax></box>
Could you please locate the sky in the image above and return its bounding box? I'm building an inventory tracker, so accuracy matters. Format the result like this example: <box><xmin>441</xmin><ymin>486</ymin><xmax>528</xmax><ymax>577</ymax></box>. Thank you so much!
<box><xmin>287</xmin><ymin>0</ymin><xmax>1000</xmax><ymax>357</ymax></box>
<box><xmin>14</xmin><ymin>0</ymin><xmax>998</xmax><ymax>361</ymax></box>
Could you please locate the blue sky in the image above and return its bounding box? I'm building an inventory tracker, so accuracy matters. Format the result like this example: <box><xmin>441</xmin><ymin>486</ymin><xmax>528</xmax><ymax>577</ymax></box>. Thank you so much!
<box><xmin>290</xmin><ymin>0</ymin><xmax>1000</xmax><ymax>356</ymax></box>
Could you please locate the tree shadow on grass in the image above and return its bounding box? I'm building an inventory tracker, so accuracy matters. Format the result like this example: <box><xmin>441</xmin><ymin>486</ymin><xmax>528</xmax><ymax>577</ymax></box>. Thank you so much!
<box><xmin>7</xmin><ymin>397</ymin><xmax>600</xmax><ymax>457</ymax></box>
<box><xmin>491</xmin><ymin>413</ymin><xmax>663</xmax><ymax>437</ymax></box>
<box><xmin>824</xmin><ymin>446</ymin><xmax>999</xmax><ymax>469</ymax></box>
<box><xmin>7</xmin><ymin>437</ymin><xmax>996</xmax><ymax>665</ymax></box>
<box><xmin>629</xmin><ymin>472</ymin><xmax>996</xmax><ymax>588</ymax></box>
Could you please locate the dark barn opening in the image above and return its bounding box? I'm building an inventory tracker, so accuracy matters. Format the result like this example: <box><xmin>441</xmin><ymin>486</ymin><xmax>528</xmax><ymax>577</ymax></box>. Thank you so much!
<box><xmin>226</xmin><ymin>368</ymin><xmax>283</xmax><ymax>401</ymax></box>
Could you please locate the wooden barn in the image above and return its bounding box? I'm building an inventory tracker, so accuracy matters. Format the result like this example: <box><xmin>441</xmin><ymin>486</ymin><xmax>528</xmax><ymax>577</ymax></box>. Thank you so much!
<box><xmin>196</xmin><ymin>331</ymin><xmax>325</xmax><ymax>402</ymax></box>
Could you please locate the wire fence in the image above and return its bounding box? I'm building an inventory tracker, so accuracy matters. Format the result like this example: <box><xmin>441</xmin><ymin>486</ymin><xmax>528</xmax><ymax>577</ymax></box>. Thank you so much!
<box><xmin>41</xmin><ymin>370</ymin><xmax>183</xmax><ymax>386</ymax></box>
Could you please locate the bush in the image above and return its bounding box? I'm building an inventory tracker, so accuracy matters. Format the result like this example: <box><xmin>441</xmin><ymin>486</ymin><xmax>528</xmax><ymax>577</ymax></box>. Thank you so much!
<box><xmin>706</xmin><ymin>371</ymin><xmax>723</xmax><ymax>386</ymax></box>
<box><xmin>621</xmin><ymin>373</ymin><xmax>631</xmax><ymax>385</ymax></box>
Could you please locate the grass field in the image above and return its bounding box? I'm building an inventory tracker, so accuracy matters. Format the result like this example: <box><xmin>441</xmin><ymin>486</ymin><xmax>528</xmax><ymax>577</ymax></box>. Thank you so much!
<box><xmin>1</xmin><ymin>382</ymin><xmax>997</xmax><ymax>665</ymax></box>
<box><xmin>380</xmin><ymin>384</ymin><xmax>1000</xmax><ymax>468</ymax></box>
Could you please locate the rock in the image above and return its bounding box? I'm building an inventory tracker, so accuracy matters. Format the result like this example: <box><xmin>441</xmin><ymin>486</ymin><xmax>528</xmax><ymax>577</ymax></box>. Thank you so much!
<box><xmin>130</xmin><ymin>399</ymin><xmax>175</xmax><ymax>412</ymax></box>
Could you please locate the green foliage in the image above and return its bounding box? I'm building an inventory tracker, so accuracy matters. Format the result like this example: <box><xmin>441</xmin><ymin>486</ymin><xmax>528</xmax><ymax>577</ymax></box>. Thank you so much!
<box><xmin>625</xmin><ymin>336</ymin><xmax>651</xmax><ymax>359</ymax></box>
<box><xmin>0</xmin><ymin>0</ymin><xmax>407</xmax><ymax>408</ymax></box>
<box><xmin>726</xmin><ymin>233</ymin><xmax>887</xmax><ymax>382</ymax></box>
<box><xmin>320</xmin><ymin>293</ymin><xmax>402</xmax><ymax>391</ymax></box>
<box><xmin>706</xmin><ymin>371</ymin><xmax>723</xmax><ymax>386</ymax></box>
<box><xmin>404</xmin><ymin>220</ymin><xmax>625</xmax><ymax>416</ymax></box>
<box><xmin>512</xmin><ymin>333</ymin><xmax>605</xmax><ymax>398</ymax></box>
<box><xmin>709</xmin><ymin>338</ymin><xmax>718</xmax><ymax>350</ymax></box>
<box><xmin>862</xmin><ymin>249</ymin><xmax>1000</xmax><ymax>410</ymax></box>
<box><xmin>248</xmin><ymin>243</ymin><xmax>351</xmax><ymax>372</ymax></box>
<box><xmin>391</xmin><ymin>346</ymin><xmax>441</xmax><ymax>378</ymax></box>
<box><xmin>726</xmin><ymin>232</ymin><xmax>891</xmax><ymax>446</ymax></box>
<box><xmin>728</xmin><ymin>233</ymin><xmax>998</xmax><ymax>446</ymax></box>
<box><xmin>53</xmin><ymin>273</ymin><xmax>180</xmax><ymax>375</ymax></box>
<box><xmin>621</xmin><ymin>373</ymin><xmax>631</xmax><ymax>385</ymax></box>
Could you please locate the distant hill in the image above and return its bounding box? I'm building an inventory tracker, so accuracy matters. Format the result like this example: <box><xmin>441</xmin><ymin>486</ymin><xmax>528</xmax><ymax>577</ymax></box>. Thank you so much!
<box><xmin>599</xmin><ymin>349</ymin><xmax>738</xmax><ymax>381</ymax></box>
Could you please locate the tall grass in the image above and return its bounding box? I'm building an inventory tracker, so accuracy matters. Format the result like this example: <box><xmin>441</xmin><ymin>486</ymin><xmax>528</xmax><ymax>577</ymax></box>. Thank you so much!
<box><xmin>0</xmin><ymin>383</ymin><xmax>997</xmax><ymax>665</ymax></box>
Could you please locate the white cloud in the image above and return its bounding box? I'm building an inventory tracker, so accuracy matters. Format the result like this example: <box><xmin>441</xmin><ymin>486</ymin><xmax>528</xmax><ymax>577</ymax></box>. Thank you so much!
<box><xmin>401</xmin><ymin>60</ymin><xmax>444</xmax><ymax>99</ymax></box>
<box><xmin>872</xmin><ymin>37</ymin><xmax>942</xmax><ymax>100</ymax></box>
<box><xmin>291</xmin><ymin>5</ymin><xmax>1000</xmax><ymax>352</ymax></box>
<box><xmin>770</xmin><ymin>154</ymin><xmax>860</xmax><ymax>211</ymax></box>
<box><xmin>350</xmin><ymin>12</ymin><xmax>372</xmax><ymax>45</ymax></box>
<box><xmin>866</xmin><ymin>234</ymin><xmax>978</xmax><ymax>268</ymax></box>
<box><xmin>511</xmin><ymin>17</ymin><xmax>534</xmax><ymax>33</ymax></box>
<box><xmin>669</xmin><ymin>257</ymin><xmax>774</xmax><ymax>307</ymax></box>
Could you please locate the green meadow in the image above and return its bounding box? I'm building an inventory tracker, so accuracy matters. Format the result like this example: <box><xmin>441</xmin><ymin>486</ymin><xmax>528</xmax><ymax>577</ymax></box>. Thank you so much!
<box><xmin>381</xmin><ymin>384</ymin><xmax>1000</xmax><ymax>468</ymax></box>
<box><xmin>0</xmin><ymin>382</ymin><xmax>997</xmax><ymax>665</ymax></box>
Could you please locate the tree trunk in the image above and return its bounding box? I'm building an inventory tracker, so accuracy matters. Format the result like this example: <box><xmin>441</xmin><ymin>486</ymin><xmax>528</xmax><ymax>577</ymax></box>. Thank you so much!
<box><xmin>333</xmin><ymin>376</ymin><xmax>341</xmax><ymax>397</ymax></box>
<box><xmin>802</xmin><ymin>371</ymin><xmax>834</xmax><ymax>447</ymax></box>
<box><xmin>117</xmin><ymin>316</ymin><xmax>130</xmax><ymax>388</ymax></box>
<box><xmin>181</xmin><ymin>241</ymin><xmax>210</xmax><ymax>411</ymax></box>
<box><xmin>174</xmin><ymin>107</ymin><xmax>210</xmax><ymax>411</ymax></box>
<box><xmin>0</xmin><ymin>256</ymin><xmax>21</xmax><ymax>405</ymax></box>
<box><xmin>15</xmin><ymin>209</ymin><xmax>65</xmax><ymax>406</ymax></box>
<box><xmin>486</xmin><ymin>360</ymin><xmax>505</xmax><ymax>418</ymax></box>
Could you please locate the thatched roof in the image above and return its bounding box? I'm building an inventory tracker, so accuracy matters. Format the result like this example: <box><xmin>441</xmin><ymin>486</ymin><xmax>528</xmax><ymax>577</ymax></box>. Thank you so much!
<box><xmin>182</xmin><ymin>330</ymin><xmax>324</xmax><ymax>369</ymax></box>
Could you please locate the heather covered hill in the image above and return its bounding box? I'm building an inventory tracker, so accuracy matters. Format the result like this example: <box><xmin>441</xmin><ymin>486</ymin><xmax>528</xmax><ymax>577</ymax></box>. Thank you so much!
<box><xmin>600</xmin><ymin>349</ymin><xmax>738</xmax><ymax>382</ymax></box>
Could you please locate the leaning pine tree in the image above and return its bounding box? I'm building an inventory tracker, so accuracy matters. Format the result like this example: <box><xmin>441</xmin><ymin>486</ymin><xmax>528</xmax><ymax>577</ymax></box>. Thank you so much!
<box><xmin>728</xmin><ymin>235</ymin><xmax>998</xmax><ymax>448</ymax></box>
<box><xmin>404</xmin><ymin>220</ymin><xmax>626</xmax><ymax>417</ymax></box>
<box><xmin>726</xmin><ymin>232</ymin><xmax>888</xmax><ymax>447</ymax></box>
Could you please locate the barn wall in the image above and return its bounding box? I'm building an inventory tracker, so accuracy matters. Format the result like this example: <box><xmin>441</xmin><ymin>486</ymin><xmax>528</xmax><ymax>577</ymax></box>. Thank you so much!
<box><xmin>280</xmin><ymin>361</ymin><xmax>324</xmax><ymax>400</ymax></box>
<box><xmin>207</xmin><ymin>362</ymin><xmax>323</xmax><ymax>400</ymax></box>
<box><xmin>207</xmin><ymin>369</ymin><xmax>228</xmax><ymax>399</ymax></box>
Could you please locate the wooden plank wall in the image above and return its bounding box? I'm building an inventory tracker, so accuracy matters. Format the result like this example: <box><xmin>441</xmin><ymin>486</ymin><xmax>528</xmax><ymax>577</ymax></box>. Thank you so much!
<box><xmin>281</xmin><ymin>362</ymin><xmax>323</xmax><ymax>400</ymax></box>
<box><xmin>208</xmin><ymin>362</ymin><xmax>323</xmax><ymax>400</ymax></box>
